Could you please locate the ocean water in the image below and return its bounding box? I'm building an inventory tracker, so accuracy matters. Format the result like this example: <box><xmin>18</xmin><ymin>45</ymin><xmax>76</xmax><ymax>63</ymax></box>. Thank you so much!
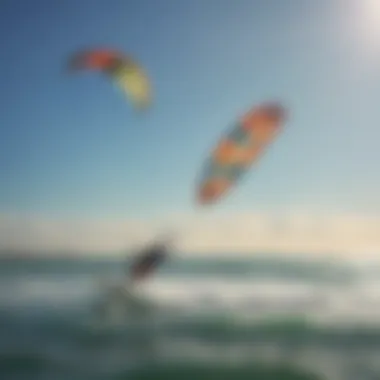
<box><xmin>1</xmin><ymin>255</ymin><xmax>380</xmax><ymax>380</ymax></box>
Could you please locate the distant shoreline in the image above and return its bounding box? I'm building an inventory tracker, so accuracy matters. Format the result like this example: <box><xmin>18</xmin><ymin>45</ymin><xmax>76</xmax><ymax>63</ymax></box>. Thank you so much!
<box><xmin>0</xmin><ymin>251</ymin><xmax>121</xmax><ymax>261</ymax></box>
<box><xmin>0</xmin><ymin>250</ymin><xmax>345</xmax><ymax>263</ymax></box>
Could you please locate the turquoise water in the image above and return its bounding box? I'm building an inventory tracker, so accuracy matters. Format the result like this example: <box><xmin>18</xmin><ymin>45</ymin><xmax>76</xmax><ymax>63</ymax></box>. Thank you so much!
<box><xmin>0</xmin><ymin>255</ymin><xmax>380</xmax><ymax>380</ymax></box>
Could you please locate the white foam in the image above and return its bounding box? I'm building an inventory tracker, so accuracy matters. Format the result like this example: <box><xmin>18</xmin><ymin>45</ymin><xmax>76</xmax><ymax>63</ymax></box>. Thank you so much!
<box><xmin>1</xmin><ymin>265</ymin><xmax>380</xmax><ymax>327</ymax></box>
<box><xmin>123</xmin><ymin>337</ymin><xmax>380</xmax><ymax>380</ymax></box>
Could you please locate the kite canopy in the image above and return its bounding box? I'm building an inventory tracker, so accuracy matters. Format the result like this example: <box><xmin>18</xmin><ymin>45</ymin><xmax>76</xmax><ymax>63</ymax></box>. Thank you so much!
<box><xmin>196</xmin><ymin>102</ymin><xmax>287</xmax><ymax>205</ymax></box>
<box><xmin>68</xmin><ymin>48</ymin><xmax>151</xmax><ymax>110</ymax></box>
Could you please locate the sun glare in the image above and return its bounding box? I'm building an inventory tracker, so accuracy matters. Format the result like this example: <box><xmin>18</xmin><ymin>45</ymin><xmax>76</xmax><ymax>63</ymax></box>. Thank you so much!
<box><xmin>355</xmin><ymin>0</ymin><xmax>380</xmax><ymax>49</ymax></box>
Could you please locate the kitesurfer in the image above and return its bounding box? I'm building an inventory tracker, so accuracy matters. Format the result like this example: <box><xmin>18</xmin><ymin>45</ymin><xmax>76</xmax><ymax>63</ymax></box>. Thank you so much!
<box><xmin>128</xmin><ymin>234</ymin><xmax>173</xmax><ymax>283</ymax></box>
<box><xmin>92</xmin><ymin>234</ymin><xmax>173</xmax><ymax>323</ymax></box>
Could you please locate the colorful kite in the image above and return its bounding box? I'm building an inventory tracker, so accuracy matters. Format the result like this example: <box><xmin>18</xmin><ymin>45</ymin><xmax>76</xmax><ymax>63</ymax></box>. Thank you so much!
<box><xmin>196</xmin><ymin>103</ymin><xmax>287</xmax><ymax>205</ymax></box>
<box><xmin>68</xmin><ymin>48</ymin><xmax>151</xmax><ymax>110</ymax></box>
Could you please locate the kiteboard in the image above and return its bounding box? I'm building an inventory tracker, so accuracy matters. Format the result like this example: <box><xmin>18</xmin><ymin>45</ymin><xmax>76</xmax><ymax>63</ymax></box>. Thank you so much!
<box><xmin>92</xmin><ymin>279</ymin><xmax>154</xmax><ymax>327</ymax></box>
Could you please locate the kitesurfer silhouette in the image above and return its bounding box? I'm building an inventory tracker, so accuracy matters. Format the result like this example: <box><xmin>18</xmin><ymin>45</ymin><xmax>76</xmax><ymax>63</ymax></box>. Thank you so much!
<box><xmin>127</xmin><ymin>233</ymin><xmax>174</xmax><ymax>283</ymax></box>
<box><xmin>93</xmin><ymin>233</ymin><xmax>174</xmax><ymax>323</ymax></box>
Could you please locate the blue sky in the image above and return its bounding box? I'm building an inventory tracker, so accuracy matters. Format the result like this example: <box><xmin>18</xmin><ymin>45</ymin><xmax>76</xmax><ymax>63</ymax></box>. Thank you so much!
<box><xmin>0</xmin><ymin>0</ymin><xmax>379</xmax><ymax>226</ymax></box>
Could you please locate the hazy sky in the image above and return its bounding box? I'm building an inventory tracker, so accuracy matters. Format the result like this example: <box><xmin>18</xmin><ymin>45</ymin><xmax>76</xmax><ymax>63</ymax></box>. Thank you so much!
<box><xmin>0</xmin><ymin>0</ymin><xmax>379</xmax><ymax>254</ymax></box>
